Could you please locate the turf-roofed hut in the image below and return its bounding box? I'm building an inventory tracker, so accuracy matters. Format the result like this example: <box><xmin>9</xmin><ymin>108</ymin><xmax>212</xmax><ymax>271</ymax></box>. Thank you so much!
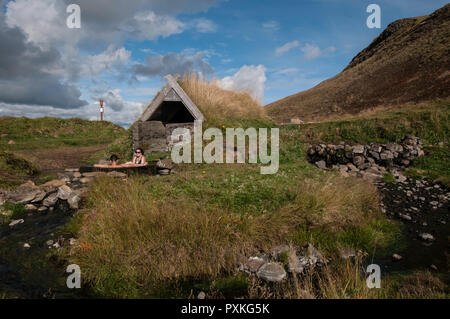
<box><xmin>133</xmin><ymin>74</ymin><xmax>204</xmax><ymax>154</ymax></box>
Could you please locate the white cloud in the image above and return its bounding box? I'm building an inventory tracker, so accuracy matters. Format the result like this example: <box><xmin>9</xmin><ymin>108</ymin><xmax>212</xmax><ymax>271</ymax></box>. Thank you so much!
<box><xmin>273</xmin><ymin>68</ymin><xmax>299</xmax><ymax>76</ymax></box>
<box><xmin>120</xmin><ymin>11</ymin><xmax>185</xmax><ymax>40</ymax></box>
<box><xmin>301</xmin><ymin>43</ymin><xmax>336</xmax><ymax>60</ymax></box>
<box><xmin>217</xmin><ymin>65</ymin><xmax>267</xmax><ymax>102</ymax></box>
<box><xmin>301</xmin><ymin>43</ymin><xmax>321</xmax><ymax>60</ymax></box>
<box><xmin>275</xmin><ymin>40</ymin><xmax>299</xmax><ymax>56</ymax></box>
<box><xmin>193</xmin><ymin>18</ymin><xmax>217</xmax><ymax>33</ymax></box>
<box><xmin>6</xmin><ymin>0</ymin><xmax>81</xmax><ymax>48</ymax></box>
<box><xmin>83</xmin><ymin>46</ymin><xmax>131</xmax><ymax>78</ymax></box>
<box><xmin>132</xmin><ymin>52</ymin><xmax>214</xmax><ymax>79</ymax></box>
<box><xmin>262</xmin><ymin>20</ymin><xmax>280</xmax><ymax>32</ymax></box>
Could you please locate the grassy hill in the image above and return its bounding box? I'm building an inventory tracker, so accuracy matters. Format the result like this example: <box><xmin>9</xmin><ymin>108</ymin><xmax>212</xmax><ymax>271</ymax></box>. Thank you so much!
<box><xmin>0</xmin><ymin>116</ymin><xmax>126</xmax><ymax>151</ymax></box>
<box><xmin>266</xmin><ymin>4</ymin><xmax>450</xmax><ymax>123</ymax></box>
<box><xmin>0</xmin><ymin>117</ymin><xmax>127</xmax><ymax>188</ymax></box>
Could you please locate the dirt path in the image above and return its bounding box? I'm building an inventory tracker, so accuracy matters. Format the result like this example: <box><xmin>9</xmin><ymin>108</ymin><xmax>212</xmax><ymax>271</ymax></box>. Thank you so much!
<box><xmin>14</xmin><ymin>144</ymin><xmax>108</xmax><ymax>171</ymax></box>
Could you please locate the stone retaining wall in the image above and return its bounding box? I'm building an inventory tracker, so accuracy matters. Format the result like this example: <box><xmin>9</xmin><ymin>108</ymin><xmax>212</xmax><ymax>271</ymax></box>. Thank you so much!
<box><xmin>307</xmin><ymin>135</ymin><xmax>425</xmax><ymax>181</ymax></box>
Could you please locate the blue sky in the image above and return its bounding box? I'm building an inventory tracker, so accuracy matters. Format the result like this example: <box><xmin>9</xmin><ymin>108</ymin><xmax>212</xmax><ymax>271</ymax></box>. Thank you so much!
<box><xmin>0</xmin><ymin>0</ymin><xmax>448</xmax><ymax>126</ymax></box>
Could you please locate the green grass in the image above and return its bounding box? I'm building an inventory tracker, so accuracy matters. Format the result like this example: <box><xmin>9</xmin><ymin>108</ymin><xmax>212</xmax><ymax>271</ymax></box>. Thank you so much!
<box><xmin>382</xmin><ymin>172</ymin><xmax>396</xmax><ymax>183</ymax></box>
<box><xmin>286</xmin><ymin>99</ymin><xmax>450</xmax><ymax>185</ymax></box>
<box><xmin>0</xmin><ymin>116</ymin><xmax>126</xmax><ymax>151</ymax></box>
<box><xmin>65</xmin><ymin>140</ymin><xmax>400</xmax><ymax>298</ymax></box>
<box><xmin>406</xmin><ymin>146</ymin><xmax>450</xmax><ymax>186</ymax></box>
<box><xmin>0</xmin><ymin>151</ymin><xmax>40</xmax><ymax>189</ymax></box>
<box><xmin>291</xmin><ymin>99</ymin><xmax>449</xmax><ymax>145</ymax></box>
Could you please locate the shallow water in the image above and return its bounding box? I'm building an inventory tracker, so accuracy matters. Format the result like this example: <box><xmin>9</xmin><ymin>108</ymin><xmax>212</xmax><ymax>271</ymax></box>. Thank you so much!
<box><xmin>0</xmin><ymin>202</ymin><xmax>92</xmax><ymax>298</ymax></box>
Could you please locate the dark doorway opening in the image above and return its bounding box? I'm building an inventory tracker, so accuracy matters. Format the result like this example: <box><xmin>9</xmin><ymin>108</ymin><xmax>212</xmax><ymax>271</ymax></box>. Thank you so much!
<box><xmin>148</xmin><ymin>101</ymin><xmax>195</xmax><ymax>124</ymax></box>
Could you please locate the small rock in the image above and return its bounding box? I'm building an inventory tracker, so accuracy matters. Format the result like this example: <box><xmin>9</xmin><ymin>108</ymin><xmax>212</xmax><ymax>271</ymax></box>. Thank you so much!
<box><xmin>158</xmin><ymin>169</ymin><xmax>170</xmax><ymax>175</ymax></box>
<box><xmin>398</xmin><ymin>213</ymin><xmax>412</xmax><ymax>221</ymax></box>
<box><xmin>23</xmin><ymin>243</ymin><xmax>31</xmax><ymax>248</ymax></box>
<box><xmin>315</xmin><ymin>160</ymin><xmax>327</xmax><ymax>170</ymax></box>
<box><xmin>69</xmin><ymin>238</ymin><xmax>77</xmax><ymax>246</ymax></box>
<box><xmin>46</xmin><ymin>240</ymin><xmax>54</xmax><ymax>246</ymax></box>
<box><xmin>244</xmin><ymin>256</ymin><xmax>267</xmax><ymax>273</ymax></box>
<box><xmin>419</xmin><ymin>233</ymin><xmax>435</xmax><ymax>242</ymax></box>
<box><xmin>352</xmin><ymin>145</ymin><xmax>364</xmax><ymax>154</ymax></box>
<box><xmin>24</xmin><ymin>204</ymin><xmax>38</xmax><ymax>212</ymax></box>
<box><xmin>38</xmin><ymin>206</ymin><xmax>48</xmax><ymax>213</ymax></box>
<box><xmin>287</xmin><ymin>258</ymin><xmax>304</xmax><ymax>274</ymax></box>
<box><xmin>392</xmin><ymin>254</ymin><xmax>402</xmax><ymax>261</ymax></box>
<box><xmin>80</xmin><ymin>177</ymin><xmax>94</xmax><ymax>184</ymax></box>
<box><xmin>67</xmin><ymin>193</ymin><xmax>81</xmax><ymax>209</ymax></box>
<box><xmin>197</xmin><ymin>291</ymin><xmax>206</xmax><ymax>299</ymax></box>
<box><xmin>9</xmin><ymin>219</ymin><xmax>24</xmax><ymax>226</ymax></box>
<box><xmin>256</xmin><ymin>262</ymin><xmax>286</xmax><ymax>282</ymax></box>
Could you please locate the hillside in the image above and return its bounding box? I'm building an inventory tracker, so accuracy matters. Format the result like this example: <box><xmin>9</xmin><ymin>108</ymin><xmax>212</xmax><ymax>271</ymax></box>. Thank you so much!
<box><xmin>266</xmin><ymin>4</ymin><xmax>450</xmax><ymax>123</ymax></box>
<box><xmin>0</xmin><ymin>117</ymin><xmax>127</xmax><ymax>188</ymax></box>
<box><xmin>0</xmin><ymin>116</ymin><xmax>126</xmax><ymax>150</ymax></box>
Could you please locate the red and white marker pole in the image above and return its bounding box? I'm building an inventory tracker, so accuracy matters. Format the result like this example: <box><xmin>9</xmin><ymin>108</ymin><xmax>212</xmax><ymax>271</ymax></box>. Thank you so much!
<box><xmin>99</xmin><ymin>99</ymin><xmax>104</xmax><ymax>121</ymax></box>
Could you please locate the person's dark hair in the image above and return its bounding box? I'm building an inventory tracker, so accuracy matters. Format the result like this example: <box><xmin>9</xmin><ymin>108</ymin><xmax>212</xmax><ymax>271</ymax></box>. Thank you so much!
<box><xmin>135</xmin><ymin>148</ymin><xmax>144</xmax><ymax>155</ymax></box>
<box><xmin>110</xmin><ymin>154</ymin><xmax>119</xmax><ymax>162</ymax></box>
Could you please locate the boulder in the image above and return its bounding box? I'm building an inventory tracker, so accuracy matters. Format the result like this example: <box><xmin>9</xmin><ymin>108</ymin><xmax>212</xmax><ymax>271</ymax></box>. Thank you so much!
<box><xmin>352</xmin><ymin>145</ymin><xmax>364</xmax><ymax>154</ymax></box>
<box><xmin>7</xmin><ymin>185</ymin><xmax>42</xmax><ymax>204</ymax></box>
<box><xmin>256</xmin><ymin>263</ymin><xmax>286</xmax><ymax>282</ymax></box>
<box><xmin>67</xmin><ymin>193</ymin><xmax>81</xmax><ymax>210</ymax></box>
<box><xmin>243</xmin><ymin>256</ymin><xmax>267</xmax><ymax>273</ymax></box>
<box><xmin>39</xmin><ymin>179</ymin><xmax>66</xmax><ymax>193</ymax></box>
<box><xmin>315</xmin><ymin>160</ymin><xmax>327</xmax><ymax>170</ymax></box>
<box><xmin>57</xmin><ymin>185</ymin><xmax>73</xmax><ymax>200</ymax></box>
<box><xmin>353</xmin><ymin>156</ymin><xmax>365</xmax><ymax>167</ymax></box>
<box><xmin>43</xmin><ymin>192</ymin><xmax>59</xmax><ymax>207</ymax></box>
<box><xmin>156</xmin><ymin>159</ymin><xmax>175</xmax><ymax>170</ymax></box>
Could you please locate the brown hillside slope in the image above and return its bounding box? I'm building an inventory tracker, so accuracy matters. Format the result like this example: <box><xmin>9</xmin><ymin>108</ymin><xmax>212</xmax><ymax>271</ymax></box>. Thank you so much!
<box><xmin>266</xmin><ymin>4</ymin><xmax>450</xmax><ymax>123</ymax></box>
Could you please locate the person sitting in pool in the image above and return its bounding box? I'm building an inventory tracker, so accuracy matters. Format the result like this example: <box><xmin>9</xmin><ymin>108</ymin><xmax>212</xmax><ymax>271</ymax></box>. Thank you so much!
<box><xmin>124</xmin><ymin>148</ymin><xmax>148</xmax><ymax>166</ymax></box>
<box><xmin>94</xmin><ymin>154</ymin><xmax>121</xmax><ymax>168</ymax></box>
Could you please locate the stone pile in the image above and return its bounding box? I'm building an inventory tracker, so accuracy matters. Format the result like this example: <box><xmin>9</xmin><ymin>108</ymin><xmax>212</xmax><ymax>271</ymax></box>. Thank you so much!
<box><xmin>307</xmin><ymin>135</ymin><xmax>425</xmax><ymax>182</ymax></box>
<box><xmin>0</xmin><ymin>168</ymin><xmax>127</xmax><ymax>213</ymax></box>
<box><xmin>156</xmin><ymin>159</ymin><xmax>176</xmax><ymax>175</ymax></box>
<box><xmin>239</xmin><ymin>244</ymin><xmax>327</xmax><ymax>282</ymax></box>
